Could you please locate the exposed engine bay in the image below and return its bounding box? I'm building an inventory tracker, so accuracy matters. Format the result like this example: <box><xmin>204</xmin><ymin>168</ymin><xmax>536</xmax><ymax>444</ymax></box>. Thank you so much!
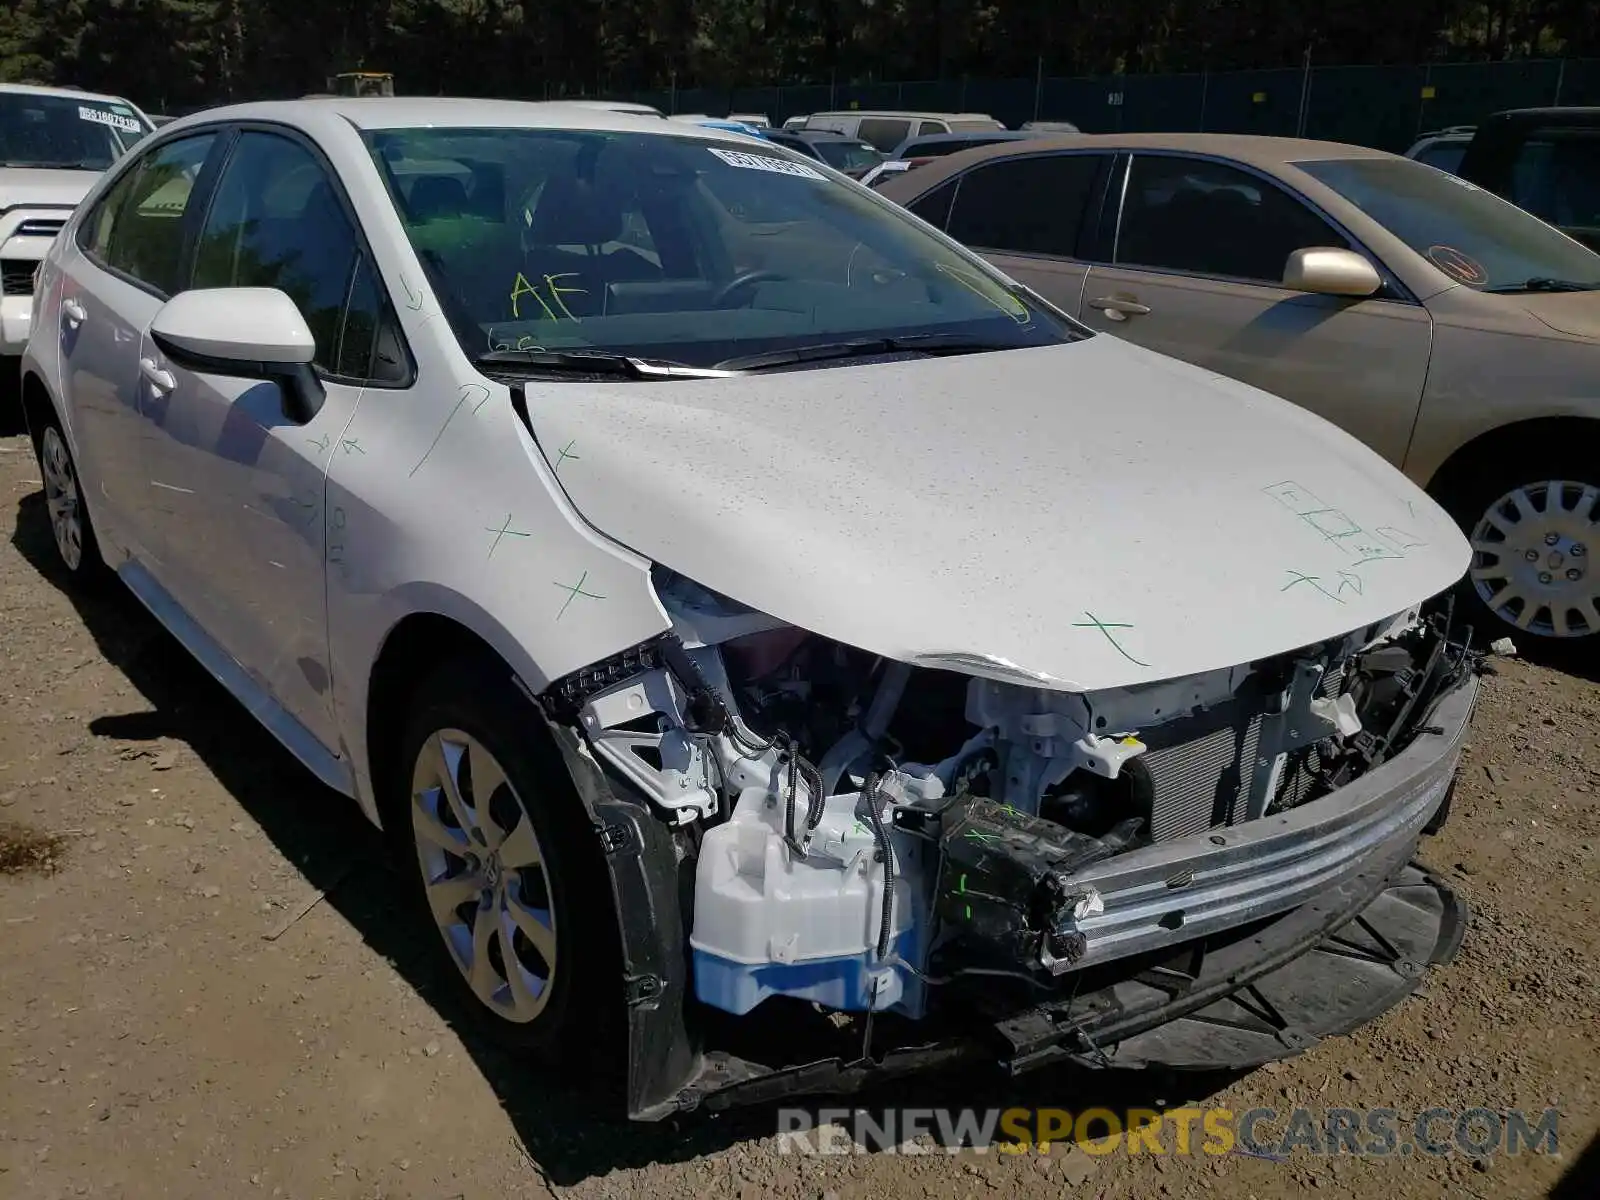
<box><xmin>542</xmin><ymin>566</ymin><xmax>1475</xmax><ymax>1024</ymax></box>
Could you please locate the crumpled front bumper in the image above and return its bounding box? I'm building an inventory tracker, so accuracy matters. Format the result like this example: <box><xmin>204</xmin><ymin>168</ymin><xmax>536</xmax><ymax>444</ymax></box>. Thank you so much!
<box><xmin>576</xmin><ymin>662</ymin><xmax>1472</xmax><ymax>1126</ymax></box>
<box><xmin>1061</xmin><ymin>670</ymin><xmax>1477</xmax><ymax>969</ymax></box>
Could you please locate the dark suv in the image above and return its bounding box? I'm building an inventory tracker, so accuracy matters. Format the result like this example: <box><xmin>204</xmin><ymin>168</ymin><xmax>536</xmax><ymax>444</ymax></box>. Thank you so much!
<box><xmin>1451</xmin><ymin>107</ymin><xmax>1600</xmax><ymax>252</ymax></box>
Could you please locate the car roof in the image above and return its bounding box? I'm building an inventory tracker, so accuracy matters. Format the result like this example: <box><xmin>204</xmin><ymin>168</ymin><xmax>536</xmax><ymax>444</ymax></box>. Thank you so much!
<box><xmin>902</xmin><ymin>131</ymin><xmax>1042</xmax><ymax>147</ymax></box>
<box><xmin>877</xmin><ymin>131</ymin><xmax>1396</xmax><ymax>197</ymax></box>
<box><xmin>1489</xmin><ymin>106</ymin><xmax>1600</xmax><ymax>121</ymax></box>
<box><xmin>157</xmin><ymin>97</ymin><xmax>770</xmax><ymax>144</ymax></box>
<box><xmin>793</xmin><ymin>129</ymin><xmax>863</xmax><ymax>142</ymax></box>
<box><xmin>809</xmin><ymin>111</ymin><xmax>997</xmax><ymax>122</ymax></box>
<box><xmin>0</xmin><ymin>81</ymin><xmax>141</xmax><ymax>109</ymax></box>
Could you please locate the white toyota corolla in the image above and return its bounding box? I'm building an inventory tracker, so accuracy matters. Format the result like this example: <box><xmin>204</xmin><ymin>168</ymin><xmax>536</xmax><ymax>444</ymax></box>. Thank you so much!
<box><xmin>21</xmin><ymin>98</ymin><xmax>1481</xmax><ymax>1120</ymax></box>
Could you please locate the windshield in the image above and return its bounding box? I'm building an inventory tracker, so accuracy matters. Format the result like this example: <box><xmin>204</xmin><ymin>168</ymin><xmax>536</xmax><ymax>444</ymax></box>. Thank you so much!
<box><xmin>1298</xmin><ymin>156</ymin><xmax>1600</xmax><ymax>291</ymax></box>
<box><xmin>0</xmin><ymin>92</ymin><xmax>149</xmax><ymax>168</ymax></box>
<box><xmin>812</xmin><ymin>139</ymin><xmax>883</xmax><ymax>173</ymax></box>
<box><xmin>367</xmin><ymin>127</ymin><xmax>1077</xmax><ymax>370</ymax></box>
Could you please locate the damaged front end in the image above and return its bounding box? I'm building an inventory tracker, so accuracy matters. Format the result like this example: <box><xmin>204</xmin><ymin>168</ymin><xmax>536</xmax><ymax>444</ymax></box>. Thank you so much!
<box><xmin>540</xmin><ymin>567</ymin><xmax>1479</xmax><ymax>1119</ymax></box>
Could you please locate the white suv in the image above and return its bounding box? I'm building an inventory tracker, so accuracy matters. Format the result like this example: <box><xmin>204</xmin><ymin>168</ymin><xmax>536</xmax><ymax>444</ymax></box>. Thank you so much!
<box><xmin>0</xmin><ymin>84</ymin><xmax>152</xmax><ymax>370</ymax></box>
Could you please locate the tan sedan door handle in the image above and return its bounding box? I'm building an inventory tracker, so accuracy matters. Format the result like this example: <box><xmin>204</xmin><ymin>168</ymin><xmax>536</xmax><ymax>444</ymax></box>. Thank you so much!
<box><xmin>1089</xmin><ymin>295</ymin><xmax>1152</xmax><ymax>321</ymax></box>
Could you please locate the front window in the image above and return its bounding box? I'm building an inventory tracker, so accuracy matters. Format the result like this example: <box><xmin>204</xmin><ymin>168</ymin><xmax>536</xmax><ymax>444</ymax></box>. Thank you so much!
<box><xmin>367</xmin><ymin>127</ymin><xmax>1079</xmax><ymax>370</ymax></box>
<box><xmin>811</xmin><ymin>139</ymin><xmax>883</xmax><ymax>173</ymax></box>
<box><xmin>0</xmin><ymin>92</ymin><xmax>150</xmax><ymax>169</ymax></box>
<box><xmin>1299</xmin><ymin>156</ymin><xmax>1600</xmax><ymax>292</ymax></box>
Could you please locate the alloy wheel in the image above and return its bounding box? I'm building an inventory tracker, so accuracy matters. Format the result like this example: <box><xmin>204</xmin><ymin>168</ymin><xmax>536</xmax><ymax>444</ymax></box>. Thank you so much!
<box><xmin>1469</xmin><ymin>479</ymin><xmax>1599</xmax><ymax>639</ymax></box>
<box><xmin>409</xmin><ymin>729</ymin><xmax>558</xmax><ymax>1023</ymax></box>
<box><xmin>40</xmin><ymin>426</ymin><xmax>84</xmax><ymax>572</ymax></box>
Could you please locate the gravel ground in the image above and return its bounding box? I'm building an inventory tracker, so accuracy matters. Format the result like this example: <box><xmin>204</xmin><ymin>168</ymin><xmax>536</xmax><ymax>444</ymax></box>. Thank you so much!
<box><xmin>0</xmin><ymin>428</ymin><xmax>1597</xmax><ymax>1199</ymax></box>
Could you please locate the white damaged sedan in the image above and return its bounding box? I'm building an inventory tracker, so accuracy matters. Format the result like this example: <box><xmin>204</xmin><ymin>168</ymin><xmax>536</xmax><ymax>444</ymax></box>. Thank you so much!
<box><xmin>20</xmin><ymin>98</ymin><xmax>1480</xmax><ymax>1119</ymax></box>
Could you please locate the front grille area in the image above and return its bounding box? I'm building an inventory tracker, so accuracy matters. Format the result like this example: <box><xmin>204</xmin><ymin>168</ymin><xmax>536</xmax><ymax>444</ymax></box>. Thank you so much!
<box><xmin>1</xmin><ymin>259</ymin><xmax>39</xmax><ymax>296</ymax></box>
<box><xmin>1140</xmin><ymin>661</ymin><xmax>1346</xmax><ymax>843</ymax></box>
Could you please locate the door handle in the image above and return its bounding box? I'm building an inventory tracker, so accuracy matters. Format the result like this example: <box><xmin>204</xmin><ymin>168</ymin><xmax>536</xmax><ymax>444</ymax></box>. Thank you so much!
<box><xmin>1089</xmin><ymin>295</ymin><xmax>1152</xmax><ymax>321</ymax></box>
<box><xmin>61</xmin><ymin>297</ymin><xmax>86</xmax><ymax>327</ymax></box>
<box><xmin>139</xmin><ymin>357</ymin><xmax>176</xmax><ymax>393</ymax></box>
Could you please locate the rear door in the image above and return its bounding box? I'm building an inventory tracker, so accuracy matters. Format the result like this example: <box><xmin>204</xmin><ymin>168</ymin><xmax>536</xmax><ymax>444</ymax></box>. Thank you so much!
<box><xmin>57</xmin><ymin>130</ymin><xmax>220</xmax><ymax>562</ymax></box>
<box><xmin>913</xmin><ymin>151</ymin><xmax>1115</xmax><ymax>316</ymax></box>
<box><xmin>1079</xmin><ymin>152</ymin><xmax>1433</xmax><ymax>466</ymax></box>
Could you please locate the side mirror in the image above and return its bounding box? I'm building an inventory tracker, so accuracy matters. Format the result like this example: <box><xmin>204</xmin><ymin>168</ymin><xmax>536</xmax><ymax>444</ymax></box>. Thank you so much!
<box><xmin>150</xmin><ymin>288</ymin><xmax>325</xmax><ymax>424</ymax></box>
<box><xmin>1282</xmin><ymin>247</ymin><xmax>1382</xmax><ymax>298</ymax></box>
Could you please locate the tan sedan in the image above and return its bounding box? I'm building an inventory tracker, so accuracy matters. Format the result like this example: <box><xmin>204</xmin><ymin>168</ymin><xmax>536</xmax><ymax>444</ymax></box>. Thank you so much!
<box><xmin>880</xmin><ymin>133</ymin><xmax>1600</xmax><ymax>655</ymax></box>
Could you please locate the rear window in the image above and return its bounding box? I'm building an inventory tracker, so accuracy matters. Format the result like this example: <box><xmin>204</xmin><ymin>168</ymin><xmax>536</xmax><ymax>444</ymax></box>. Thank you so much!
<box><xmin>1507</xmin><ymin>129</ymin><xmax>1600</xmax><ymax>232</ymax></box>
<box><xmin>1414</xmin><ymin>141</ymin><xmax>1467</xmax><ymax>176</ymax></box>
<box><xmin>857</xmin><ymin>118</ymin><xmax>913</xmax><ymax>152</ymax></box>
<box><xmin>908</xmin><ymin>136</ymin><xmax>1010</xmax><ymax>158</ymax></box>
<box><xmin>948</xmin><ymin>119</ymin><xmax>1004</xmax><ymax>133</ymax></box>
<box><xmin>0</xmin><ymin>92</ymin><xmax>150</xmax><ymax>169</ymax></box>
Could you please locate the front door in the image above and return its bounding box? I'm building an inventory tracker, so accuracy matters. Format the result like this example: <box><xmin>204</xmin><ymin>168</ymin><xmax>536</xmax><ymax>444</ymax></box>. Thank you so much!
<box><xmin>1078</xmin><ymin>153</ymin><xmax>1433</xmax><ymax>467</ymax></box>
<box><xmin>135</xmin><ymin>128</ymin><xmax>401</xmax><ymax>752</ymax></box>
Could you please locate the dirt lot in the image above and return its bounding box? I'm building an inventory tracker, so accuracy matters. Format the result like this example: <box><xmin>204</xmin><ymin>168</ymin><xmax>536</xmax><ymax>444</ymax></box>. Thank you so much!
<box><xmin>1</xmin><ymin>427</ymin><xmax>1597</xmax><ymax>1200</ymax></box>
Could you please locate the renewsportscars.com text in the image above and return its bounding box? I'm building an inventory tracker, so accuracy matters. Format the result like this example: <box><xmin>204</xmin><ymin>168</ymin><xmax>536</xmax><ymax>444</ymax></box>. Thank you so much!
<box><xmin>775</xmin><ymin>1105</ymin><xmax>1561</xmax><ymax>1160</ymax></box>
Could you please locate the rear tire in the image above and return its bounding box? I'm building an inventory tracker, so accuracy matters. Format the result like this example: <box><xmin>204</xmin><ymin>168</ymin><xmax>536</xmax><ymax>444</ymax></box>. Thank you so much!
<box><xmin>32</xmin><ymin>415</ymin><xmax>106</xmax><ymax>584</ymax></box>
<box><xmin>1438</xmin><ymin>450</ymin><xmax>1600</xmax><ymax>664</ymax></box>
<box><xmin>385</xmin><ymin>658</ymin><xmax>623</xmax><ymax>1070</ymax></box>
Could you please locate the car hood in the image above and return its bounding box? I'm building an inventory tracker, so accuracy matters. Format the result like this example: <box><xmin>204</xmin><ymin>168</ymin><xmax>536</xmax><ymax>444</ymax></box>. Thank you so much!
<box><xmin>1518</xmin><ymin>291</ymin><xmax>1600</xmax><ymax>340</ymax></box>
<box><xmin>0</xmin><ymin>167</ymin><xmax>99</xmax><ymax>210</ymax></box>
<box><xmin>521</xmin><ymin>338</ymin><xmax>1470</xmax><ymax>692</ymax></box>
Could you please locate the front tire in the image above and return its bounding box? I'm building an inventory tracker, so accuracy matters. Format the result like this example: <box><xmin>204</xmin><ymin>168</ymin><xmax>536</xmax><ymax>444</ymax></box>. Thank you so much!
<box><xmin>1441</xmin><ymin>454</ymin><xmax>1600</xmax><ymax>658</ymax></box>
<box><xmin>33</xmin><ymin>416</ymin><xmax>105</xmax><ymax>582</ymax></box>
<box><xmin>388</xmin><ymin>660</ymin><xmax>621</xmax><ymax>1066</ymax></box>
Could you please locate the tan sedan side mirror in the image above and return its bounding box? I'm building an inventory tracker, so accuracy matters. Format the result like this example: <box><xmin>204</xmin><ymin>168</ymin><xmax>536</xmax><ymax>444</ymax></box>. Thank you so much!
<box><xmin>1283</xmin><ymin>247</ymin><xmax>1382</xmax><ymax>298</ymax></box>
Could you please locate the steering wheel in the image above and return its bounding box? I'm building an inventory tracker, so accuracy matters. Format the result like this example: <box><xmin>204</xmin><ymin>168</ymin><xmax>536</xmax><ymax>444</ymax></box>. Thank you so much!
<box><xmin>711</xmin><ymin>269</ymin><xmax>790</xmax><ymax>308</ymax></box>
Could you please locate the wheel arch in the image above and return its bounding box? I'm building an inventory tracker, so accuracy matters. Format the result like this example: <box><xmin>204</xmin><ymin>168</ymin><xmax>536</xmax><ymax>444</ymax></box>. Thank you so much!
<box><xmin>19</xmin><ymin>367</ymin><xmax>59</xmax><ymax>449</ymax></box>
<box><xmin>362</xmin><ymin>610</ymin><xmax>537</xmax><ymax>832</ymax></box>
<box><xmin>1424</xmin><ymin>416</ymin><xmax>1600</xmax><ymax>507</ymax></box>
<box><xmin>359</xmin><ymin>606</ymin><xmax>701</xmax><ymax>1119</ymax></box>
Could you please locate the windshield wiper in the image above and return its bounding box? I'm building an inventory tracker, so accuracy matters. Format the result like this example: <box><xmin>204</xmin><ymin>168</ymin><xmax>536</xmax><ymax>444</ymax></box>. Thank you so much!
<box><xmin>714</xmin><ymin>332</ymin><xmax>1019</xmax><ymax>372</ymax></box>
<box><xmin>1484</xmin><ymin>277</ymin><xmax>1600</xmax><ymax>294</ymax></box>
<box><xmin>474</xmin><ymin>348</ymin><xmax>737</xmax><ymax>379</ymax></box>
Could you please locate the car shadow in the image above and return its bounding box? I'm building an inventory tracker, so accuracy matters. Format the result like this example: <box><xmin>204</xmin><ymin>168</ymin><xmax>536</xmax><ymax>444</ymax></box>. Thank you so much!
<box><xmin>11</xmin><ymin>487</ymin><xmax>1248</xmax><ymax>1184</ymax></box>
<box><xmin>0</xmin><ymin>371</ymin><xmax>26</xmax><ymax>438</ymax></box>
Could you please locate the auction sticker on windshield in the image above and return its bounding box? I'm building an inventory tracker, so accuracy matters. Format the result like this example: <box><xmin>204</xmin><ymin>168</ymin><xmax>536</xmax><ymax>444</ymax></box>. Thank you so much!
<box><xmin>708</xmin><ymin>148</ymin><xmax>826</xmax><ymax>181</ymax></box>
<box><xmin>78</xmin><ymin>106</ymin><xmax>142</xmax><ymax>134</ymax></box>
<box><xmin>1426</xmin><ymin>244</ymin><xmax>1489</xmax><ymax>286</ymax></box>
